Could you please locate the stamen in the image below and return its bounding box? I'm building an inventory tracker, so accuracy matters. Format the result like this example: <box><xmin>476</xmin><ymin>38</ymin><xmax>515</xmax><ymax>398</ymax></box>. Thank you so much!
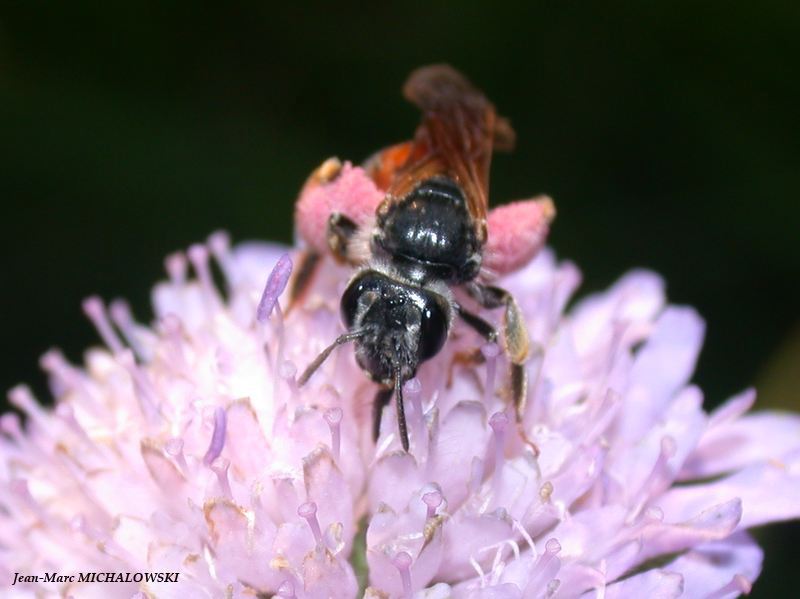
<box><xmin>82</xmin><ymin>296</ymin><xmax>124</xmax><ymax>354</ymax></box>
<box><xmin>8</xmin><ymin>385</ymin><xmax>48</xmax><ymax>430</ymax></box>
<box><xmin>40</xmin><ymin>349</ymin><xmax>90</xmax><ymax>398</ymax></box>
<box><xmin>55</xmin><ymin>403</ymin><xmax>91</xmax><ymax>445</ymax></box>
<box><xmin>93</xmin><ymin>515</ymin><xmax>135</xmax><ymax>547</ymax></box>
<box><xmin>528</xmin><ymin>538</ymin><xmax>561</xmax><ymax>588</ymax></box>
<box><xmin>422</xmin><ymin>490</ymin><xmax>443</xmax><ymax>519</ymax></box>
<box><xmin>7</xmin><ymin>389</ymin><xmax>67</xmax><ymax>458</ymax></box>
<box><xmin>10</xmin><ymin>479</ymin><xmax>51</xmax><ymax>525</ymax></box>
<box><xmin>118</xmin><ymin>350</ymin><xmax>160</xmax><ymax>423</ymax></box>
<box><xmin>277</xmin><ymin>361</ymin><xmax>300</xmax><ymax>426</ymax></box>
<box><xmin>534</xmin><ymin>482</ymin><xmax>551</xmax><ymax>505</ymax></box>
<box><xmin>207</xmin><ymin>230</ymin><xmax>231</xmax><ymax>254</ymax></box>
<box><xmin>489</xmin><ymin>412</ymin><xmax>509</xmax><ymax>489</ymax></box>
<box><xmin>72</xmin><ymin>514</ymin><xmax>131</xmax><ymax>562</ymax></box>
<box><xmin>482</xmin><ymin>343</ymin><xmax>500</xmax><ymax>404</ymax></box>
<box><xmin>71</xmin><ymin>514</ymin><xmax>104</xmax><ymax>542</ymax></box>
<box><xmin>0</xmin><ymin>413</ymin><xmax>23</xmax><ymax>442</ymax></box>
<box><xmin>392</xmin><ymin>551</ymin><xmax>413</xmax><ymax>598</ymax></box>
<box><xmin>276</xmin><ymin>580</ymin><xmax>297</xmax><ymax>598</ymax></box>
<box><xmin>404</xmin><ymin>378</ymin><xmax>425</xmax><ymax>443</ymax></box>
<box><xmin>469</xmin><ymin>456</ymin><xmax>485</xmax><ymax>495</ymax></box>
<box><xmin>424</xmin><ymin>407</ymin><xmax>440</xmax><ymax>473</ymax></box>
<box><xmin>502</xmin><ymin>538</ymin><xmax>521</xmax><ymax>562</ymax></box>
<box><xmin>627</xmin><ymin>436</ymin><xmax>677</xmax><ymax>522</ymax></box>
<box><xmin>165</xmin><ymin>437</ymin><xmax>189</xmax><ymax>474</ymax></box>
<box><xmin>203</xmin><ymin>407</ymin><xmax>227</xmax><ymax>466</ymax></box>
<box><xmin>404</xmin><ymin>378</ymin><xmax>422</xmax><ymax>418</ymax></box>
<box><xmin>269</xmin><ymin>313</ymin><xmax>286</xmax><ymax>401</ymax></box>
<box><xmin>262</xmin><ymin>256</ymin><xmax>293</xmax><ymax>399</ymax></box>
<box><xmin>109</xmin><ymin>299</ymin><xmax>148</xmax><ymax>360</ymax></box>
<box><xmin>158</xmin><ymin>314</ymin><xmax>189</xmax><ymax>373</ymax></box>
<box><xmin>583</xmin><ymin>388</ymin><xmax>621</xmax><ymax>446</ymax></box>
<box><xmin>187</xmin><ymin>244</ymin><xmax>221</xmax><ymax>306</ymax></box>
<box><xmin>322</xmin><ymin>385</ymin><xmax>341</xmax><ymax>402</ymax></box>
<box><xmin>512</xmin><ymin>517</ymin><xmax>536</xmax><ymax>554</ymax></box>
<box><xmin>644</xmin><ymin>506</ymin><xmax>664</xmax><ymax>522</ymax></box>
<box><xmin>210</xmin><ymin>457</ymin><xmax>233</xmax><ymax>499</ymax></box>
<box><xmin>207</xmin><ymin>230</ymin><xmax>233</xmax><ymax>285</ymax></box>
<box><xmin>159</xmin><ymin>312</ymin><xmax>182</xmax><ymax>335</ymax></box>
<box><xmin>0</xmin><ymin>413</ymin><xmax>35</xmax><ymax>461</ymax></box>
<box><xmin>297</xmin><ymin>501</ymin><xmax>323</xmax><ymax>549</ymax></box>
<box><xmin>257</xmin><ymin>254</ymin><xmax>293</xmax><ymax>323</ymax></box>
<box><xmin>705</xmin><ymin>574</ymin><xmax>751</xmax><ymax>599</ymax></box>
<box><xmin>280</xmin><ymin>360</ymin><xmax>298</xmax><ymax>385</ymax></box>
<box><xmin>489</xmin><ymin>543</ymin><xmax>507</xmax><ymax>584</ymax></box>
<box><xmin>324</xmin><ymin>408</ymin><xmax>342</xmax><ymax>462</ymax></box>
<box><xmin>545</xmin><ymin>580</ymin><xmax>561</xmax><ymax>597</ymax></box>
<box><xmin>543</xmin><ymin>538</ymin><xmax>561</xmax><ymax>560</ymax></box>
<box><xmin>279</xmin><ymin>360</ymin><xmax>300</xmax><ymax>412</ymax></box>
<box><xmin>164</xmin><ymin>251</ymin><xmax>188</xmax><ymax>284</ymax></box>
<box><xmin>469</xmin><ymin>555</ymin><xmax>487</xmax><ymax>588</ymax></box>
<box><xmin>593</xmin><ymin>559</ymin><xmax>608</xmax><ymax>599</ymax></box>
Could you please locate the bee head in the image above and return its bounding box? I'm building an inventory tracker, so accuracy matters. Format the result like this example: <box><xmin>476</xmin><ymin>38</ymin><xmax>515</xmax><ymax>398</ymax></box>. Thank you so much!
<box><xmin>341</xmin><ymin>270</ymin><xmax>450</xmax><ymax>385</ymax></box>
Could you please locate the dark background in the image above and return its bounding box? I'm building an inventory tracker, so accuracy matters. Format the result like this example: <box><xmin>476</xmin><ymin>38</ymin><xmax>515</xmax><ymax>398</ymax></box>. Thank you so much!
<box><xmin>1</xmin><ymin>2</ymin><xmax>797</xmax><ymax>595</ymax></box>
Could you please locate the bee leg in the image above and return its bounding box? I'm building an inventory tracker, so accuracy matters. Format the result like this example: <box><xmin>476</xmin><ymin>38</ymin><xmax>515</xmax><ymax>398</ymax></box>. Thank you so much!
<box><xmin>464</xmin><ymin>284</ymin><xmax>531</xmax><ymax>420</ymax></box>
<box><xmin>455</xmin><ymin>303</ymin><xmax>499</xmax><ymax>344</ymax></box>
<box><xmin>451</xmin><ymin>304</ymin><xmax>499</xmax><ymax>388</ymax></box>
<box><xmin>286</xmin><ymin>250</ymin><xmax>321</xmax><ymax>314</ymax></box>
<box><xmin>327</xmin><ymin>212</ymin><xmax>360</xmax><ymax>264</ymax></box>
<box><xmin>288</xmin><ymin>212</ymin><xmax>359</xmax><ymax>313</ymax></box>
<box><xmin>446</xmin><ymin>349</ymin><xmax>484</xmax><ymax>388</ymax></box>
<box><xmin>465</xmin><ymin>284</ymin><xmax>530</xmax><ymax>365</ymax></box>
<box><xmin>373</xmin><ymin>386</ymin><xmax>393</xmax><ymax>443</ymax></box>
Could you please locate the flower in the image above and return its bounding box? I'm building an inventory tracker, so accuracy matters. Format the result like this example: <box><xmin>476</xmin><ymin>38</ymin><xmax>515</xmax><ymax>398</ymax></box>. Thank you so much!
<box><xmin>2</xmin><ymin>229</ymin><xmax>799</xmax><ymax>599</ymax></box>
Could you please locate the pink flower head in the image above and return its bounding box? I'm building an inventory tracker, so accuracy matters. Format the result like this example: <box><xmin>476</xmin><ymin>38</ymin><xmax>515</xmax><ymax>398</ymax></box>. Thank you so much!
<box><xmin>2</xmin><ymin>226</ymin><xmax>799</xmax><ymax>598</ymax></box>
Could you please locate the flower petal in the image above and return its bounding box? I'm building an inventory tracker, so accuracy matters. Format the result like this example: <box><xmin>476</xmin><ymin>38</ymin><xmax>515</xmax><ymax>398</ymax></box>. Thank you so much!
<box><xmin>658</xmin><ymin>452</ymin><xmax>800</xmax><ymax>528</ymax></box>
<box><xmin>617</xmin><ymin>307</ymin><xmax>705</xmax><ymax>442</ymax></box>
<box><xmin>681</xmin><ymin>410</ymin><xmax>800</xmax><ymax>480</ymax></box>
<box><xmin>668</xmin><ymin>531</ymin><xmax>762</xmax><ymax>598</ymax></box>
<box><xmin>596</xmin><ymin>569</ymin><xmax>684</xmax><ymax>599</ymax></box>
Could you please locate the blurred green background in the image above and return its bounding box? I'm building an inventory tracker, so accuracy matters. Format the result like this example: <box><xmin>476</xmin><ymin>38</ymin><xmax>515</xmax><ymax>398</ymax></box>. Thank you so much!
<box><xmin>1</xmin><ymin>2</ymin><xmax>798</xmax><ymax>595</ymax></box>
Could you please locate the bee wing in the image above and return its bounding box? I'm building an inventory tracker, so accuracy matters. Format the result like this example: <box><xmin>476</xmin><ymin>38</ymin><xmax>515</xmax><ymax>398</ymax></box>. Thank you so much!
<box><xmin>383</xmin><ymin>64</ymin><xmax>509</xmax><ymax>239</ymax></box>
<box><xmin>362</xmin><ymin>141</ymin><xmax>416</xmax><ymax>192</ymax></box>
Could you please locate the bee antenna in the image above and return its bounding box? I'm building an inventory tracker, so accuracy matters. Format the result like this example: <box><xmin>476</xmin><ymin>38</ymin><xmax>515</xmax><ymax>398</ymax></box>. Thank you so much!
<box><xmin>394</xmin><ymin>366</ymin><xmax>410</xmax><ymax>452</ymax></box>
<box><xmin>298</xmin><ymin>330</ymin><xmax>365</xmax><ymax>387</ymax></box>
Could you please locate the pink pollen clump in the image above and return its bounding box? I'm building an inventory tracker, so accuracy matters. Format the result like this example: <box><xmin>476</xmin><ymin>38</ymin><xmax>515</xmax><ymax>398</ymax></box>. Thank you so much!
<box><xmin>484</xmin><ymin>196</ymin><xmax>556</xmax><ymax>276</ymax></box>
<box><xmin>294</xmin><ymin>161</ymin><xmax>383</xmax><ymax>253</ymax></box>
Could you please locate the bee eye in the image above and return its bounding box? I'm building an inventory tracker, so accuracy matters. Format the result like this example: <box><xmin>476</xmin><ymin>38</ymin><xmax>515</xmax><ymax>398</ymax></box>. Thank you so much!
<box><xmin>340</xmin><ymin>272</ymin><xmax>384</xmax><ymax>329</ymax></box>
<box><xmin>418</xmin><ymin>296</ymin><xmax>448</xmax><ymax>362</ymax></box>
<box><xmin>340</xmin><ymin>278</ymin><xmax>361</xmax><ymax>329</ymax></box>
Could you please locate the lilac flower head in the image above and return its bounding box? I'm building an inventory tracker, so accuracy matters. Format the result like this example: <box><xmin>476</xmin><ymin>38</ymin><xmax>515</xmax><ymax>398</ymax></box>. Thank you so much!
<box><xmin>1</xmin><ymin>230</ymin><xmax>799</xmax><ymax>598</ymax></box>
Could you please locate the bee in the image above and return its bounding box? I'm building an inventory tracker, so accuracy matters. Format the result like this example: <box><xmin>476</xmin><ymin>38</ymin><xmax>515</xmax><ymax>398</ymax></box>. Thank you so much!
<box><xmin>292</xmin><ymin>65</ymin><xmax>551</xmax><ymax>452</ymax></box>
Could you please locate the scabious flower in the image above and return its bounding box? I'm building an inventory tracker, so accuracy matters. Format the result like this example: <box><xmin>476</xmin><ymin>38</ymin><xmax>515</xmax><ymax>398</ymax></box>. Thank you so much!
<box><xmin>2</xmin><ymin>225</ymin><xmax>799</xmax><ymax>598</ymax></box>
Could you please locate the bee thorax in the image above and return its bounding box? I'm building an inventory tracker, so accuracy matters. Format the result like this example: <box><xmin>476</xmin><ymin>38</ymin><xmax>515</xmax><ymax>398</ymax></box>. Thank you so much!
<box><xmin>374</xmin><ymin>177</ymin><xmax>483</xmax><ymax>283</ymax></box>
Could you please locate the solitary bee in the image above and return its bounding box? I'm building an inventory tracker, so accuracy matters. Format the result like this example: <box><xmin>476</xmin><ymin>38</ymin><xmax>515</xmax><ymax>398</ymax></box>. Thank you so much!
<box><xmin>292</xmin><ymin>65</ymin><xmax>554</xmax><ymax>452</ymax></box>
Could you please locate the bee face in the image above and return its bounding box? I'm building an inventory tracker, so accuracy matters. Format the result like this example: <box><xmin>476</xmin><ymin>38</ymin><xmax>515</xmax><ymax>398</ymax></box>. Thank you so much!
<box><xmin>340</xmin><ymin>270</ymin><xmax>451</xmax><ymax>385</ymax></box>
